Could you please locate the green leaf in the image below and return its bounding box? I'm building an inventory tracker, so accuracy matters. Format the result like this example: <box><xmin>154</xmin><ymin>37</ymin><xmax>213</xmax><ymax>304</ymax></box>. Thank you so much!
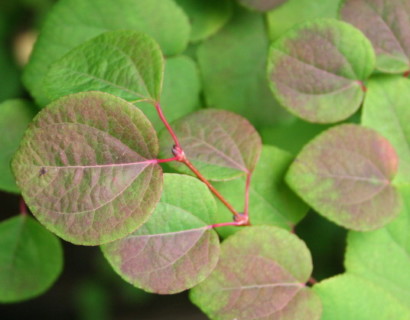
<box><xmin>197</xmin><ymin>4</ymin><xmax>292</xmax><ymax>127</ymax></box>
<box><xmin>190</xmin><ymin>226</ymin><xmax>321</xmax><ymax>320</ymax></box>
<box><xmin>44</xmin><ymin>30</ymin><xmax>164</xmax><ymax>104</ymax></box>
<box><xmin>267</xmin><ymin>0</ymin><xmax>339</xmax><ymax>40</ymax></box>
<box><xmin>175</xmin><ymin>0</ymin><xmax>232</xmax><ymax>42</ymax></box>
<box><xmin>314</xmin><ymin>274</ymin><xmax>410</xmax><ymax>320</ymax></box>
<box><xmin>160</xmin><ymin>109</ymin><xmax>262</xmax><ymax>181</ymax></box>
<box><xmin>23</xmin><ymin>0</ymin><xmax>190</xmax><ymax>105</ymax></box>
<box><xmin>268</xmin><ymin>19</ymin><xmax>375</xmax><ymax>123</ymax></box>
<box><xmin>12</xmin><ymin>92</ymin><xmax>163</xmax><ymax>245</ymax></box>
<box><xmin>238</xmin><ymin>0</ymin><xmax>287</xmax><ymax>12</ymax></box>
<box><xmin>102</xmin><ymin>173</ymin><xmax>220</xmax><ymax>294</ymax></box>
<box><xmin>213</xmin><ymin>145</ymin><xmax>308</xmax><ymax>238</ymax></box>
<box><xmin>0</xmin><ymin>99</ymin><xmax>36</xmax><ymax>193</ymax></box>
<box><xmin>362</xmin><ymin>76</ymin><xmax>410</xmax><ymax>185</ymax></box>
<box><xmin>0</xmin><ymin>215</ymin><xmax>63</xmax><ymax>303</ymax></box>
<box><xmin>341</xmin><ymin>0</ymin><xmax>410</xmax><ymax>74</ymax></box>
<box><xmin>286</xmin><ymin>124</ymin><xmax>401</xmax><ymax>230</ymax></box>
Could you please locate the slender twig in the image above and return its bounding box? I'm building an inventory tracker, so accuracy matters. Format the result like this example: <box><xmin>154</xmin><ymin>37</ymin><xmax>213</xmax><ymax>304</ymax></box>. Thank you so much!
<box><xmin>206</xmin><ymin>221</ymin><xmax>247</xmax><ymax>229</ymax></box>
<box><xmin>156</xmin><ymin>156</ymin><xmax>180</xmax><ymax>164</ymax></box>
<box><xmin>154</xmin><ymin>102</ymin><xmax>181</xmax><ymax>149</ymax></box>
<box><xmin>243</xmin><ymin>172</ymin><xmax>252</xmax><ymax>218</ymax></box>
<box><xmin>19</xmin><ymin>197</ymin><xmax>27</xmax><ymax>216</ymax></box>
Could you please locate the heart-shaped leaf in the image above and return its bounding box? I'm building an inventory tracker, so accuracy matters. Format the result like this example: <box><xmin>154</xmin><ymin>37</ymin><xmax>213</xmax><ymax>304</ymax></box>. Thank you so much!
<box><xmin>102</xmin><ymin>173</ymin><xmax>220</xmax><ymax>294</ymax></box>
<box><xmin>268</xmin><ymin>19</ymin><xmax>375</xmax><ymax>123</ymax></box>
<box><xmin>0</xmin><ymin>215</ymin><xmax>63</xmax><ymax>303</ymax></box>
<box><xmin>12</xmin><ymin>91</ymin><xmax>163</xmax><ymax>245</ymax></box>
<box><xmin>362</xmin><ymin>76</ymin><xmax>410</xmax><ymax>184</ymax></box>
<box><xmin>44</xmin><ymin>30</ymin><xmax>164</xmax><ymax>104</ymax></box>
<box><xmin>190</xmin><ymin>226</ymin><xmax>322</xmax><ymax>320</ymax></box>
<box><xmin>238</xmin><ymin>0</ymin><xmax>287</xmax><ymax>12</ymax></box>
<box><xmin>160</xmin><ymin>109</ymin><xmax>262</xmax><ymax>181</ymax></box>
<box><xmin>0</xmin><ymin>99</ymin><xmax>36</xmax><ymax>193</ymax></box>
<box><xmin>24</xmin><ymin>0</ymin><xmax>190</xmax><ymax>106</ymax></box>
<box><xmin>213</xmin><ymin>145</ymin><xmax>308</xmax><ymax>238</ymax></box>
<box><xmin>341</xmin><ymin>0</ymin><xmax>410</xmax><ymax>74</ymax></box>
<box><xmin>175</xmin><ymin>0</ymin><xmax>232</xmax><ymax>42</ymax></box>
<box><xmin>286</xmin><ymin>124</ymin><xmax>401</xmax><ymax>230</ymax></box>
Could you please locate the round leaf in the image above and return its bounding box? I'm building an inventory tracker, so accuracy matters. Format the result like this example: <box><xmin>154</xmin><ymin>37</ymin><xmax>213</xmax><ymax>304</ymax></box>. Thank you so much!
<box><xmin>238</xmin><ymin>0</ymin><xmax>287</xmax><ymax>12</ymax></box>
<box><xmin>0</xmin><ymin>215</ymin><xmax>63</xmax><ymax>303</ymax></box>
<box><xmin>44</xmin><ymin>30</ymin><xmax>164</xmax><ymax>104</ymax></box>
<box><xmin>160</xmin><ymin>109</ymin><xmax>262</xmax><ymax>181</ymax></box>
<box><xmin>286</xmin><ymin>124</ymin><xmax>401</xmax><ymax>230</ymax></box>
<box><xmin>0</xmin><ymin>99</ymin><xmax>36</xmax><ymax>193</ymax></box>
<box><xmin>12</xmin><ymin>92</ymin><xmax>163</xmax><ymax>245</ymax></box>
<box><xmin>190</xmin><ymin>226</ymin><xmax>322</xmax><ymax>320</ymax></box>
<box><xmin>268</xmin><ymin>19</ymin><xmax>375</xmax><ymax>123</ymax></box>
<box><xmin>341</xmin><ymin>0</ymin><xmax>410</xmax><ymax>74</ymax></box>
<box><xmin>102</xmin><ymin>174</ymin><xmax>220</xmax><ymax>294</ymax></box>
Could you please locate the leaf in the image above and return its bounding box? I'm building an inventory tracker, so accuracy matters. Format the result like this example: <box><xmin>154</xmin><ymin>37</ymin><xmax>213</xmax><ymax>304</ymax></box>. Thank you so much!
<box><xmin>137</xmin><ymin>55</ymin><xmax>201</xmax><ymax>131</ymax></box>
<box><xmin>0</xmin><ymin>215</ymin><xmax>63</xmax><ymax>303</ymax></box>
<box><xmin>12</xmin><ymin>91</ymin><xmax>163</xmax><ymax>245</ymax></box>
<box><xmin>44</xmin><ymin>30</ymin><xmax>164</xmax><ymax>104</ymax></box>
<box><xmin>341</xmin><ymin>0</ymin><xmax>410</xmax><ymax>74</ymax></box>
<box><xmin>159</xmin><ymin>109</ymin><xmax>262</xmax><ymax>181</ymax></box>
<box><xmin>314</xmin><ymin>274</ymin><xmax>410</xmax><ymax>320</ymax></box>
<box><xmin>0</xmin><ymin>99</ymin><xmax>36</xmax><ymax>193</ymax></box>
<box><xmin>362</xmin><ymin>76</ymin><xmax>410</xmax><ymax>184</ymax></box>
<box><xmin>238</xmin><ymin>0</ymin><xmax>287</xmax><ymax>12</ymax></box>
<box><xmin>268</xmin><ymin>19</ymin><xmax>375</xmax><ymax>123</ymax></box>
<box><xmin>190</xmin><ymin>226</ymin><xmax>322</xmax><ymax>320</ymax></box>
<box><xmin>101</xmin><ymin>173</ymin><xmax>220</xmax><ymax>294</ymax></box>
<box><xmin>286</xmin><ymin>124</ymin><xmax>401</xmax><ymax>230</ymax></box>
<box><xmin>213</xmin><ymin>145</ymin><xmax>308</xmax><ymax>238</ymax></box>
<box><xmin>23</xmin><ymin>0</ymin><xmax>190</xmax><ymax>106</ymax></box>
<box><xmin>175</xmin><ymin>0</ymin><xmax>232</xmax><ymax>42</ymax></box>
<box><xmin>267</xmin><ymin>0</ymin><xmax>339</xmax><ymax>41</ymax></box>
<box><xmin>197</xmin><ymin>4</ymin><xmax>292</xmax><ymax>127</ymax></box>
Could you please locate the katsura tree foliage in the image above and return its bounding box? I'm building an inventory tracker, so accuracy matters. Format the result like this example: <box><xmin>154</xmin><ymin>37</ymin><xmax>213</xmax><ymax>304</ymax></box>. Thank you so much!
<box><xmin>1</xmin><ymin>0</ymin><xmax>410</xmax><ymax>319</ymax></box>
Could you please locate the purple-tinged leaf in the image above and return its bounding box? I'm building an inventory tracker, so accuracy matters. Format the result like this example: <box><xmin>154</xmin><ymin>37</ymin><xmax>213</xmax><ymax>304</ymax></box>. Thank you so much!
<box><xmin>190</xmin><ymin>226</ymin><xmax>321</xmax><ymax>320</ymax></box>
<box><xmin>341</xmin><ymin>0</ymin><xmax>410</xmax><ymax>74</ymax></box>
<box><xmin>238</xmin><ymin>0</ymin><xmax>287</xmax><ymax>12</ymax></box>
<box><xmin>268</xmin><ymin>19</ymin><xmax>375</xmax><ymax>123</ymax></box>
<box><xmin>12</xmin><ymin>92</ymin><xmax>162</xmax><ymax>245</ymax></box>
<box><xmin>160</xmin><ymin>109</ymin><xmax>262</xmax><ymax>181</ymax></box>
<box><xmin>286</xmin><ymin>124</ymin><xmax>401</xmax><ymax>230</ymax></box>
<box><xmin>102</xmin><ymin>174</ymin><xmax>220</xmax><ymax>294</ymax></box>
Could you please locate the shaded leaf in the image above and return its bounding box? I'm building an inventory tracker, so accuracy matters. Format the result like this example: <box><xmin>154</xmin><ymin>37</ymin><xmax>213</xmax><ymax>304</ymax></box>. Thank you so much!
<box><xmin>12</xmin><ymin>92</ymin><xmax>163</xmax><ymax>245</ymax></box>
<box><xmin>0</xmin><ymin>215</ymin><xmax>63</xmax><ymax>303</ymax></box>
<box><xmin>341</xmin><ymin>0</ymin><xmax>410</xmax><ymax>74</ymax></box>
<box><xmin>213</xmin><ymin>145</ymin><xmax>308</xmax><ymax>238</ymax></box>
<box><xmin>362</xmin><ymin>76</ymin><xmax>410</xmax><ymax>184</ymax></box>
<box><xmin>268</xmin><ymin>19</ymin><xmax>375</xmax><ymax>123</ymax></box>
<box><xmin>190</xmin><ymin>226</ymin><xmax>321</xmax><ymax>320</ymax></box>
<box><xmin>160</xmin><ymin>109</ymin><xmax>262</xmax><ymax>181</ymax></box>
<box><xmin>175</xmin><ymin>0</ymin><xmax>232</xmax><ymax>42</ymax></box>
<box><xmin>23</xmin><ymin>0</ymin><xmax>190</xmax><ymax>105</ymax></box>
<box><xmin>286</xmin><ymin>124</ymin><xmax>401</xmax><ymax>230</ymax></box>
<box><xmin>44</xmin><ymin>30</ymin><xmax>164</xmax><ymax>104</ymax></box>
<box><xmin>102</xmin><ymin>173</ymin><xmax>220</xmax><ymax>294</ymax></box>
<box><xmin>197</xmin><ymin>4</ymin><xmax>292</xmax><ymax>127</ymax></box>
<box><xmin>0</xmin><ymin>99</ymin><xmax>36</xmax><ymax>193</ymax></box>
<box><xmin>238</xmin><ymin>0</ymin><xmax>287</xmax><ymax>12</ymax></box>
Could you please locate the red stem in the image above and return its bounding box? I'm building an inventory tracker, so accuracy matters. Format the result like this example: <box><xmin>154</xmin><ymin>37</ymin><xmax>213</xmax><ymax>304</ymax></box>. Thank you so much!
<box><xmin>19</xmin><ymin>197</ymin><xmax>27</xmax><ymax>216</ymax></box>
<box><xmin>155</xmin><ymin>102</ymin><xmax>181</xmax><ymax>149</ymax></box>
<box><xmin>155</xmin><ymin>156</ymin><xmax>180</xmax><ymax>164</ymax></box>
<box><xmin>243</xmin><ymin>172</ymin><xmax>252</xmax><ymax>217</ymax></box>
<box><xmin>308</xmin><ymin>277</ymin><xmax>318</xmax><ymax>285</ymax></box>
<box><xmin>207</xmin><ymin>221</ymin><xmax>246</xmax><ymax>229</ymax></box>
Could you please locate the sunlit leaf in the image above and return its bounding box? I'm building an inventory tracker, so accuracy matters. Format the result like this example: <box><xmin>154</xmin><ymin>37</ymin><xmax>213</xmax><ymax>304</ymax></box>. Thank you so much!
<box><xmin>213</xmin><ymin>145</ymin><xmax>308</xmax><ymax>238</ymax></box>
<box><xmin>102</xmin><ymin>174</ymin><xmax>220</xmax><ymax>294</ymax></box>
<box><xmin>268</xmin><ymin>19</ymin><xmax>375</xmax><ymax>123</ymax></box>
<box><xmin>286</xmin><ymin>124</ymin><xmax>401</xmax><ymax>230</ymax></box>
<box><xmin>190</xmin><ymin>226</ymin><xmax>321</xmax><ymax>320</ymax></box>
<box><xmin>362</xmin><ymin>76</ymin><xmax>410</xmax><ymax>184</ymax></box>
<box><xmin>44</xmin><ymin>30</ymin><xmax>164</xmax><ymax>104</ymax></box>
<box><xmin>160</xmin><ymin>109</ymin><xmax>262</xmax><ymax>181</ymax></box>
<box><xmin>175</xmin><ymin>0</ymin><xmax>232</xmax><ymax>42</ymax></box>
<box><xmin>23</xmin><ymin>0</ymin><xmax>190</xmax><ymax>105</ymax></box>
<box><xmin>341</xmin><ymin>0</ymin><xmax>410</xmax><ymax>74</ymax></box>
<box><xmin>238</xmin><ymin>0</ymin><xmax>287</xmax><ymax>12</ymax></box>
<box><xmin>0</xmin><ymin>215</ymin><xmax>63</xmax><ymax>303</ymax></box>
<box><xmin>0</xmin><ymin>99</ymin><xmax>36</xmax><ymax>193</ymax></box>
<box><xmin>12</xmin><ymin>91</ymin><xmax>163</xmax><ymax>245</ymax></box>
